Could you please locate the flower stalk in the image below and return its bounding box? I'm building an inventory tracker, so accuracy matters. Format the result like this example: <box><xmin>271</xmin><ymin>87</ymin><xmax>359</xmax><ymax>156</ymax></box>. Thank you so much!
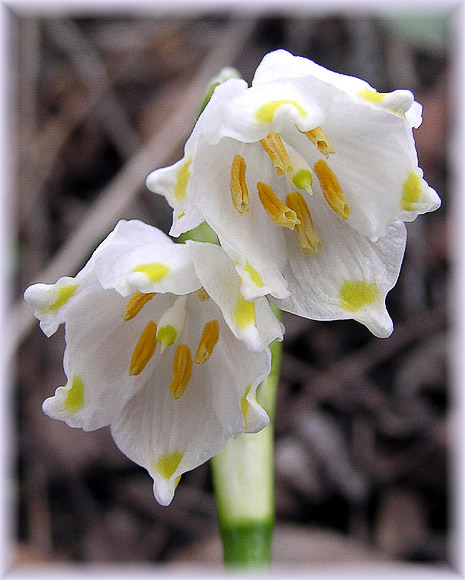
<box><xmin>211</xmin><ymin>332</ymin><xmax>282</xmax><ymax>570</ymax></box>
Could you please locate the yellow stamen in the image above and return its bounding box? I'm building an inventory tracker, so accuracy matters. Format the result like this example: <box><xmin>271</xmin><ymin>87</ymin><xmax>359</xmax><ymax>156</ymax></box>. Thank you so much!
<box><xmin>129</xmin><ymin>321</ymin><xmax>157</xmax><ymax>376</ymax></box>
<box><xmin>45</xmin><ymin>283</ymin><xmax>78</xmax><ymax>312</ymax></box>
<box><xmin>122</xmin><ymin>291</ymin><xmax>156</xmax><ymax>321</ymax></box>
<box><xmin>259</xmin><ymin>131</ymin><xmax>293</xmax><ymax>177</ymax></box>
<box><xmin>302</xmin><ymin>126</ymin><xmax>335</xmax><ymax>158</ymax></box>
<box><xmin>286</xmin><ymin>192</ymin><xmax>322</xmax><ymax>255</ymax></box>
<box><xmin>230</xmin><ymin>154</ymin><xmax>249</xmax><ymax>214</ymax></box>
<box><xmin>194</xmin><ymin>320</ymin><xmax>220</xmax><ymax>364</ymax></box>
<box><xmin>156</xmin><ymin>452</ymin><xmax>183</xmax><ymax>480</ymax></box>
<box><xmin>257</xmin><ymin>181</ymin><xmax>301</xmax><ymax>230</ymax></box>
<box><xmin>314</xmin><ymin>160</ymin><xmax>352</xmax><ymax>220</ymax></box>
<box><xmin>196</xmin><ymin>287</ymin><xmax>210</xmax><ymax>302</ymax></box>
<box><xmin>170</xmin><ymin>344</ymin><xmax>193</xmax><ymax>399</ymax></box>
<box><xmin>64</xmin><ymin>375</ymin><xmax>85</xmax><ymax>413</ymax></box>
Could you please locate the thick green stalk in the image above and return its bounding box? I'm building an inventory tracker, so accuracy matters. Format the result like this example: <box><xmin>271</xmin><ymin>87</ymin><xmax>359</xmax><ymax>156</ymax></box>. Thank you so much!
<box><xmin>211</xmin><ymin>337</ymin><xmax>282</xmax><ymax>570</ymax></box>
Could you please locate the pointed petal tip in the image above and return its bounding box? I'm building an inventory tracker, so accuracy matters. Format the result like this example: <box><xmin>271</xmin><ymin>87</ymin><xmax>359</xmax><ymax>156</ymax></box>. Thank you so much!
<box><xmin>152</xmin><ymin>478</ymin><xmax>176</xmax><ymax>507</ymax></box>
<box><xmin>359</xmin><ymin>311</ymin><xmax>394</xmax><ymax>339</ymax></box>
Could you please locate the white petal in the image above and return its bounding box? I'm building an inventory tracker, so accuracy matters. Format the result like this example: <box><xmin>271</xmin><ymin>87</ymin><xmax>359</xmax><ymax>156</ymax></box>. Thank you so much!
<box><xmin>274</xmin><ymin>194</ymin><xmax>407</xmax><ymax>338</ymax></box>
<box><xmin>111</xmin><ymin>294</ymin><xmax>270</xmax><ymax>506</ymax></box>
<box><xmin>43</xmin><ymin>287</ymin><xmax>176</xmax><ymax>430</ymax></box>
<box><xmin>191</xmin><ymin>135</ymin><xmax>290</xmax><ymax>300</ymax></box>
<box><xmin>253</xmin><ymin>49</ymin><xmax>369</xmax><ymax>95</ymax></box>
<box><xmin>188</xmin><ymin>241</ymin><xmax>284</xmax><ymax>351</ymax></box>
<box><xmin>92</xmin><ymin>220</ymin><xmax>201</xmax><ymax>296</ymax></box>
<box><xmin>23</xmin><ymin>268</ymin><xmax>99</xmax><ymax>337</ymax></box>
<box><xmin>301</xmin><ymin>99</ymin><xmax>441</xmax><ymax>239</ymax></box>
<box><xmin>145</xmin><ymin>157</ymin><xmax>204</xmax><ymax>238</ymax></box>
<box><xmin>254</xmin><ymin>50</ymin><xmax>421</xmax><ymax>123</ymax></box>
<box><xmin>226</xmin><ymin>79</ymin><xmax>331</xmax><ymax>139</ymax></box>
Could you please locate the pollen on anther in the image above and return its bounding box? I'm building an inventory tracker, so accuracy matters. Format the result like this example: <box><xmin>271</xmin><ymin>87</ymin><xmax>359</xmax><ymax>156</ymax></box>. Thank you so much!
<box><xmin>314</xmin><ymin>160</ymin><xmax>352</xmax><ymax>220</ymax></box>
<box><xmin>286</xmin><ymin>192</ymin><xmax>322</xmax><ymax>255</ymax></box>
<box><xmin>196</xmin><ymin>287</ymin><xmax>210</xmax><ymax>302</ymax></box>
<box><xmin>123</xmin><ymin>291</ymin><xmax>156</xmax><ymax>321</ymax></box>
<box><xmin>302</xmin><ymin>127</ymin><xmax>335</xmax><ymax>158</ymax></box>
<box><xmin>259</xmin><ymin>131</ymin><xmax>293</xmax><ymax>177</ymax></box>
<box><xmin>170</xmin><ymin>344</ymin><xmax>193</xmax><ymax>399</ymax></box>
<box><xmin>195</xmin><ymin>320</ymin><xmax>220</xmax><ymax>364</ymax></box>
<box><xmin>129</xmin><ymin>321</ymin><xmax>157</xmax><ymax>376</ymax></box>
<box><xmin>230</xmin><ymin>154</ymin><xmax>249</xmax><ymax>214</ymax></box>
<box><xmin>257</xmin><ymin>182</ymin><xmax>300</xmax><ymax>229</ymax></box>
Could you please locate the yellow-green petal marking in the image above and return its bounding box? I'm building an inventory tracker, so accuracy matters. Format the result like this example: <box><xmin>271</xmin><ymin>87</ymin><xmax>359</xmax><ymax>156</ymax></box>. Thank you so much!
<box><xmin>174</xmin><ymin>158</ymin><xmax>192</xmax><ymax>202</ymax></box>
<box><xmin>358</xmin><ymin>88</ymin><xmax>388</xmax><ymax>103</ymax></box>
<box><xmin>131</xmin><ymin>263</ymin><xmax>170</xmax><ymax>282</ymax></box>
<box><xmin>234</xmin><ymin>296</ymin><xmax>256</xmax><ymax>329</ymax></box>
<box><xmin>156</xmin><ymin>451</ymin><xmax>183</xmax><ymax>479</ymax></box>
<box><xmin>339</xmin><ymin>281</ymin><xmax>379</xmax><ymax>312</ymax></box>
<box><xmin>46</xmin><ymin>283</ymin><xmax>78</xmax><ymax>312</ymax></box>
<box><xmin>255</xmin><ymin>100</ymin><xmax>306</xmax><ymax>124</ymax></box>
<box><xmin>244</xmin><ymin>261</ymin><xmax>264</xmax><ymax>288</ymax></box>
<box><xmin>64</xmin><ymin>375</ymin><xmax>85</xmax><ymax>413</ymax></box>
<box><xmin>401</xmin><ymin>171</ymin><xmax>422</xmax><ymax>211</ymax></box>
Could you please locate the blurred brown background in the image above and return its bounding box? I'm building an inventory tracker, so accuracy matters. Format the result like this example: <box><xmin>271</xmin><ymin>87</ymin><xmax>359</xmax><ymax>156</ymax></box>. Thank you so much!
<box><xmin>9</xmin><ymin>4</ymin><xmax>450</xmax><ymax>569</ymax></box>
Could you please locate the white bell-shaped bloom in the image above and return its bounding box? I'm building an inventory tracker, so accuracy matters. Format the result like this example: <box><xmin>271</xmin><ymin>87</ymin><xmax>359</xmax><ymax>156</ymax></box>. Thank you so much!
<box><xmin>146</xmin><ymin>49</ymin><xmax>440</xmax><ymax>338</ymax></box>
<box><xmin>24</xmin><ymin>220</ymin><xmax>283</xmax><ymax>505</ymax></box>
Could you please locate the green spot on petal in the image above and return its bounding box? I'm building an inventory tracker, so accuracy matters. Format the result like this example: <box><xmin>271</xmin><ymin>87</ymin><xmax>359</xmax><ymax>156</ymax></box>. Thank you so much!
<box><xmin>339</xmin><ymin>281</ymin><xmax>379</xmax><ymax>312</ymax></box>
<box><xmin>156</xmin><ymin>451</ymin><xmax>183</xmax><ymax>480</ymax></box>
<box><xmin>401</xmin><ymin>171</ymin><xmax>422</xmax><ymax>211</ymax></box>
<box><xmin>234</xmin><ymin>296</ymin><xmax>256</xmax><ymax>329</ymax></box>
<box><xmin>64</xmin><ymin>375</ymin><xmax>85</xmax><ymax>413</ymax></box>
<box><xmin>174</xmin><ymin>158</ymin><xmax>192</xmax><ymax>202</ymax></box>
<box><xmin>255</xmin><ymin>100</ymin><xmax>306</xmax><ymax>124</ymax></box>
<box><xmin>131</xmin><ymin>263</ymin><xmax>170</xmax><ymax>282</ymax></box>
<box><xmin>46</xmin><ymin>283</ymin><xmax>78</xmax><ymax>312</ymax></box>
<box><xmin>244</xmin><ymin>261</ymin><xmax>264</xmax><ymax>288</ymax></box>
<box><xmin>292</xmin><ymin>169</ymin><xmax>313</xmax><ymax>193</ymax></box>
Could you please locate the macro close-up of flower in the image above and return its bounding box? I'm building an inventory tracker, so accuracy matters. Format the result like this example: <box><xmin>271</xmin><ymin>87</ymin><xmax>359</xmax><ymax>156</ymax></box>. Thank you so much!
<box><xmin>11</xmin><ymin>8</ymin><xmax>450</xmax><ymax>574</ymax></box>
<box><xmin>24</xmin><ymin>219</ymin><xmax>282</xmax><ymax>506</ymax></box>
<box><xmin>147</xmin><ymin>49</ymin><xmax>440</xmax><ymax>338</ymax></box>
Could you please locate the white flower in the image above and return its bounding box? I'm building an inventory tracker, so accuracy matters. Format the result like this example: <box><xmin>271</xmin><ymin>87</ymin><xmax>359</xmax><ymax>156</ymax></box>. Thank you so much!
<box><xmin>24</xmin><ymin>220</ymin><xmax>283</xmax><ymax>506</ymax></box>
<box><xmin>146</xmin><ymin>49</ymin><xmax>441</xmax><ymax>338</ymax></box>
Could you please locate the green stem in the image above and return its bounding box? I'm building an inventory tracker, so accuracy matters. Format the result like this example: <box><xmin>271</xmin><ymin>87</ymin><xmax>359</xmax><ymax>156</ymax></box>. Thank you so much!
<box><xmin>211</xmin><ymin>337</ymin><xmax>282</xmax><ymax>570</ymax></box>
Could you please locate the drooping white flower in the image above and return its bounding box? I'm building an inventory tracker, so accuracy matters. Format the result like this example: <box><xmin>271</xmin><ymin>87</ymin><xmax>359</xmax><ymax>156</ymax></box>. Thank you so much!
<box><xmin>146</xmin><ymin>49</ymin><xmax>441</xmax><ymax>338</ymax></box>
<box><xmin>24</xmin><ymin>220</ymin><xmax>283</xmax><ymax>506</ymax></box>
